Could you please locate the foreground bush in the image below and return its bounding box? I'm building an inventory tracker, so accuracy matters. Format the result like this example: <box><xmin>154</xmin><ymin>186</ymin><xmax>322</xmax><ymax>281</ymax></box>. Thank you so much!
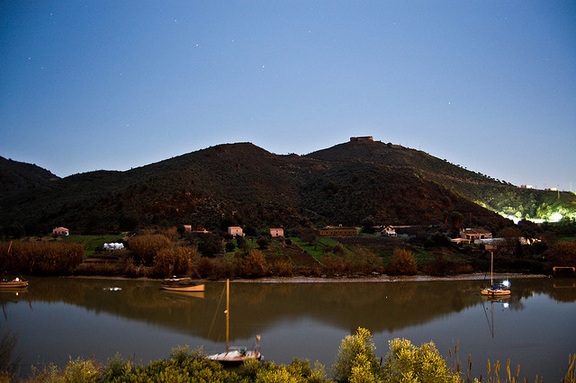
<box><xmin>24</xmin><ymin>346</ymin><xmax>329</xmax><ymax>383</ymax></box>
<box><xmin>382</xmin><ymin>338</ymin><xmax>459</xmax><ymax>383</ymax></box>
<box><xmin>332</xmin><ymin>327</ymin><xmax>381</xmax><ymax>382</ymax></box>
<box><xmin>17</xmin><ymin>331</ymin><xmax>576</xmax><ymax>383</ymax></box>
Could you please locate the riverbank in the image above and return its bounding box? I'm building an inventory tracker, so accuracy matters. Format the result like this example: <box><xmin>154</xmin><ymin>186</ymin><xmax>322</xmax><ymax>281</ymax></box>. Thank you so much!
<box><xmin>235</xmin><ymin>272</ymin><xmax>549</xmax><ymax>283</ymax></box>
<box><xmin>63</xmin><ymin>272</ymin><xmax>548</xmax><ymax>283</ymax></box>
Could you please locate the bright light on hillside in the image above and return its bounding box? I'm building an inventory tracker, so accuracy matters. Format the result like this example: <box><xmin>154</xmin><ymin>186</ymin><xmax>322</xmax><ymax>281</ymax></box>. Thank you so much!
<box><xmin>549</xmin><ymin>212</ymin><xmax>563</xmax><ymax>222</ymax></box>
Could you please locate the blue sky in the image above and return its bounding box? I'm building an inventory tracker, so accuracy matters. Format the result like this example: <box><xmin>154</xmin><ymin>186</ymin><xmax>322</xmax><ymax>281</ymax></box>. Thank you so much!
<box><xmin>1</xmin><ymin>1</ymin><xmax>575</xmax><ymax>191</ymax></box>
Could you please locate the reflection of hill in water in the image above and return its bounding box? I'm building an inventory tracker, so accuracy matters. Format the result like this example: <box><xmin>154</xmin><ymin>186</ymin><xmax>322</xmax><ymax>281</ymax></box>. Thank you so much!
<box><xmin>2</xmin><ymin>277</ymin><xmax>574</xmax><ymax>341</ymax></box>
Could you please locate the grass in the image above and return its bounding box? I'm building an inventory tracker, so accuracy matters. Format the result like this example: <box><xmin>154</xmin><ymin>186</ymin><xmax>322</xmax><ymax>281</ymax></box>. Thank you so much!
<box><xmin>290</xmin><ymin>237</ymin><xmax>340</xmax><ymax>261</ymax></box>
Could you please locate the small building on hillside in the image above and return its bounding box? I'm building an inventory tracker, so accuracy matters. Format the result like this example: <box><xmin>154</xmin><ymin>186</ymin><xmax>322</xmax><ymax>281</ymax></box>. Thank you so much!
<box><xmin>270</xmin><ymin>228</ymin><xmax>284</xmax><ymax>237</ymax></box>
<box><xmin>350</xmin><ymin>136</ymin><xmax>374</xmax><ymax>142</ymax></box>
<box><xmin>52</xmin><ymin>227</ymin><xmax>69</xmax><ymax>237</ymax></box>
<box><xmin>451</xmin><ymin>237</ymin><xmax>471</xmax><ymax>245</ymax></box>
<box><xmin>381</xmin><ymin>226</ymin><xmax>397</xmax><ymax>237</ymax></box>
<box><xmin>228</xmin><ymin>226</ymin><xmax>245</xmax><ymax>237</ymax></box>
<box><xmin>317</xmin><ymin>226</ymin><xmax>358</xmax><ymax>237</ymax></box>
<box><xmin>181</xmin><ymin>225</ymin><xmax>209</xmax><ymax>234</ymax></box>
<box><xmin>460</xmin><ymin>228</ymin><xmax>492</xmax><ymax>242</ymax></box>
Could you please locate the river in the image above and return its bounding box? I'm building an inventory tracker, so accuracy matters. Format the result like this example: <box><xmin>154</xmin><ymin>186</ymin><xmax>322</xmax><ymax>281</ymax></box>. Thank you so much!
<box><xmin>1</xmin><ymin>276</ymin><xmax>575</xmax><ymax>381</ymax></box>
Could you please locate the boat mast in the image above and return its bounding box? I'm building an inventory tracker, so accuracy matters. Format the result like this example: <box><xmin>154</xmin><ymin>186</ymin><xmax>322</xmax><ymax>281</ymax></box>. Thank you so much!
<box><xmin>490</xmin><ymin>251</ymin><xmax>494</xmax><ymax>286</ymax></box>
<box><xmin>225</xmin><ymin>279</ymin><xmax>230</xmax><ymax>353</ymax></box>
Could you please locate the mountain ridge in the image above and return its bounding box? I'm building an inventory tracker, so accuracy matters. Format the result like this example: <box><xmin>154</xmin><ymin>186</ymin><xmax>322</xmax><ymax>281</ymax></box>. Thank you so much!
<box><xmin>1</xmin><ymin>140</ymin><xmax>573</xmax><ymax>237</ymax></box>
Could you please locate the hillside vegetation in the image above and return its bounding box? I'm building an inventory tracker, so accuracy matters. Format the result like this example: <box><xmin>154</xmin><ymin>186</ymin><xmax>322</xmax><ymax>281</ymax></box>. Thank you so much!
<box><xmin>1</xmin><ymin>140</ymin><xmax>575</xmax><ymax>238</ymax></box>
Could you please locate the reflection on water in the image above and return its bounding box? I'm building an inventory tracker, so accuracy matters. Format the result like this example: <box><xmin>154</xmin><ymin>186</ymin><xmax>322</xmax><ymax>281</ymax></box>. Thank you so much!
<box><xmin>480</xmin><ymin>298</ymin><xmax>510</xmax><ymax>339</ymax></box>
<box><xmin>1</xmin><ymin>277</ymin><xmax>575</xmax><ymax>381</ymax></box>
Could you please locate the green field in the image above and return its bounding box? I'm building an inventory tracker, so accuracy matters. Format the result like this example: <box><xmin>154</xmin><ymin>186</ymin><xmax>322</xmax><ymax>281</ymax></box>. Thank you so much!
<box><xmin>62</xmin><ymin>233</ymin><xmax>127</xmax><ymax>256</ymax></box>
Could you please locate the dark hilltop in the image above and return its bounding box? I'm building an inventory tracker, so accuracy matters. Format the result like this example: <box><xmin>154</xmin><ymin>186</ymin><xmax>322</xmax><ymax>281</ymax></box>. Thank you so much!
<box><xmin>1</xmin><ymin>138</ymin><xmax>574</xmax><ymax>237</ymax></box>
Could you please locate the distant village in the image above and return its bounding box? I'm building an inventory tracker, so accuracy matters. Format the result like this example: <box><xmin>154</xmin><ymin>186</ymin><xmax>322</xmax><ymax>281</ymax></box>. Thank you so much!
<box><xmin>52</xmin><ymin>222</ymin><xmax>536</xmax><ymax>253</ymax></box>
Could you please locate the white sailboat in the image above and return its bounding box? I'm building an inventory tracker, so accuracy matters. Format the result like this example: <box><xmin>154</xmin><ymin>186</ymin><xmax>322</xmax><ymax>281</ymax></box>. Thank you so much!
<box><xmin>207</xmin><ymin>279</ymin><xmax>262</xmax><ymax>365</ymax></box>
<box><xmin>480</xmin><ymin>251</ymin><xmax>511</xmax><ymax>297</ymax></box>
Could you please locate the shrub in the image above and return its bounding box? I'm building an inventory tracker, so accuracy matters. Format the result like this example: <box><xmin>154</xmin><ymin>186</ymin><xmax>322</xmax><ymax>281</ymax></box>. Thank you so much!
<box><xmin>196</xmin><ymin>256</ymin><xmax>217</xmax><ymax>279</ymax></box>
<box><xmin>273</xmin><ymin>258</ymin><xmax>294</xmax><ymax>277</ymax></box>
<box><xmin>255</xmin><ymin>365</ymin><xmax>301</xmax><ymax>383</ymax></box>
<box><xmin>101</xmin><ymin>353</ymin><xmax>133</xmax><ymax>381</ymax></box>
<box><xmin>322</xmin><ymin>255</ymin><xmax>349</xmax><ymax>275</ymax></box>
<box><xmin>243</xmin><ymin>249</ymin><xmax>270</xmax><ymax>278</ymax></box>
<box><xmin>251</xmin><ymin>359</ymin><xmax>330</xmax><ymax>383</ymax></box>
<box><xmin>332</xmin><ymin>327</ymin><xmax>382</xmax><ymax>383</ymax></box>
<box><xmin>257</xmin><ymin>237</ymin><xmax>271</xmax><ymax>250</ymax></box>
<box><xmin>545</xmin><ymin>241</ymin><xmax>576</xmax><ymax>266</ymax></box>
<box><xmin>197</xmin><ymin>234</ymin><xmax>224</xmax><ymax>257</ymax></box>
<box><xmin>123</xmin><ymin>259</ymin><xmax>148</xmax><ymax>278</ymax></box>
<box><xmin>286</xmin><ymin>358</ymin><xmax>329</xmax><ymax>383</ymax></box>
<box><xmin>382</xmin><ymin>338</ymin><xmax>459</xmax><ymax>383</ymax></box>
<box><xmin>225</xmin><ymin>241</ymin><xmax>236</xmax><ymax>252</ymax></box>
<box><xmin>128</xmin><ymin>234</ymin><xmax>172</xmax><ymax>266</ymax></box>
<box><xmin>151</xmin><ymin>246</ymin><xmax>199</xmax><ymax>277</ymax></box>
<box><xmin>237</xmin><ymin>357</ymin><xmax>264</xmax><ymax>381</ymax></box>
<box><xmin>62</xmin><ymin>357</ymin><xmax>100</xmax><ymax>383</ymax></box>
<box><xmin>425</xmin><ymin>232</ymin><xmax>452</xmax><ymax>248</ymax></box>
<box><xmin>0</xmin><ymin>241</ymin><xmax>84</xmax><ymax>275</ymax></box>
<box><xmin>386</xmin><ymin>248</ymin><xmax>418</xmax><ymax>275</ymax></box>
<box><xmin>222</xmin><ymin>252</ymin><xmax>244</xmax><ymax>278</ymax></box>
<box><xmin>152</xmin><ymin>248</ymin><xmax>175</xmax><ymax>277</ymax></box>
<box><xmin>348</xmin><ymin>248</ymin><xmax>383</xmax><ymax>275</ymax></box>
<box><xmin>74</xmin><ymin>262</ymin><xmax>119</xmax><ymax>276</ymax></box>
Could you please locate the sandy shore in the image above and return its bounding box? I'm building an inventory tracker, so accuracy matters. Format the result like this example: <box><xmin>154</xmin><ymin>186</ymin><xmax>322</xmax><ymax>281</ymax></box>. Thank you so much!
<box><xmin>64</xmin><ymin>272</ymin><xmax>548</xmax><ymax>283</ymax></box>
<box><xmin>234</xmin><ymin>273</ymin><xmax>548</xmax><ymax>283</ymax></box>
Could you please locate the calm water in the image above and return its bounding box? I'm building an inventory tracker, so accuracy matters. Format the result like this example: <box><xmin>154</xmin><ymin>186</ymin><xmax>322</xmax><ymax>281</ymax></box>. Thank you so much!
<box><xmin>1</xmin><ymin>276</ymin><xmax>575</xmax><ymax>381</ymax></box>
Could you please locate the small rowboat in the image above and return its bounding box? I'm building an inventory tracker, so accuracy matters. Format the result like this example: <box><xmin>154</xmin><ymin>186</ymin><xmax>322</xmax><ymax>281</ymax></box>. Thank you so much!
<box><xmin>161</xmin><ymin>277</ymin><xmax>205</xmax><ymax>292</ymax></box>
<box><xmin>0</xmin><ymin>277</ymin><xmax>29</xmax><ymax>289</ymax></box>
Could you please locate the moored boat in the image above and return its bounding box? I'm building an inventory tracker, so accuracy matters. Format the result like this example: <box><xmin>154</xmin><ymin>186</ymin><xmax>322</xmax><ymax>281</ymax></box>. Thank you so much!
<box><xmin>207</xmin><ymin>279</ymin><xmax>262</xmax><ymax>365</ymax></box>
<box><xmin>207</xmin><ymin>342</ymin><xmax>261</xmax><ymax>366</ymax></box>
<box><xmin>0</xmin><ymin>277</ymin><xmax>29</xmax><ymax>289</ymax></box>
<box><xmin>480</xmin><ymin>251</ymin><xmax>511</xmax><ymax>297</ymax></box>
<box><xmin>480</xmin><ymin>282</ymin><xmax>511</xmax><ymax>297</ymax></box>
<box><xmin>160</xmin><ymin>277</ymin><xmax>205</xmax><ymax>292</ymax></box>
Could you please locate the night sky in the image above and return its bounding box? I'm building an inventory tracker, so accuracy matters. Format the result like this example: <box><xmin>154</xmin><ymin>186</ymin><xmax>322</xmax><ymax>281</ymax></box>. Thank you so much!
<box><xmin>1</xmin><ymin>1</ymin><xmax>575</xmax><ymax>191</ymax></box>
